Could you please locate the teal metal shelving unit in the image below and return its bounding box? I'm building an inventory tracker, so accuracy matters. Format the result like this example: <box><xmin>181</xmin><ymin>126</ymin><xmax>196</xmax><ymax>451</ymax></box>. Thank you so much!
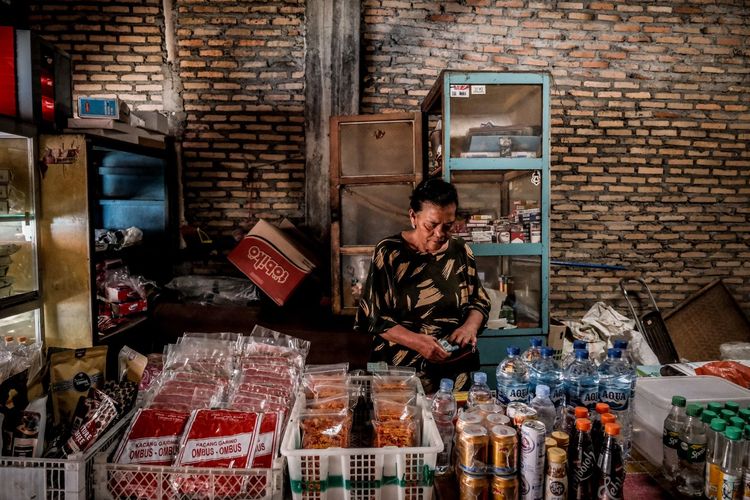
<box><xmin>422</xmin><ymin>71</ymin><xmax>551</xmax><ymax>388</ymax></box>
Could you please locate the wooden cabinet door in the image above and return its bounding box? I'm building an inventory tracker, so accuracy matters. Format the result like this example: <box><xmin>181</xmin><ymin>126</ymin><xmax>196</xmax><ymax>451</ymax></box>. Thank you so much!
<box><xmin>330</xmin><ymin>112</ymin><xmax>423</xmax><ymax>315</ymax></box>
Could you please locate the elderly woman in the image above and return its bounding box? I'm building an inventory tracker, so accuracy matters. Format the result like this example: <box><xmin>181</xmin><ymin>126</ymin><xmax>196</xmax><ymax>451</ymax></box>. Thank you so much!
<box><xmin>355</xmin><ymin>177</ymin><xmax>491</xmax><ymax>392</ymax></box>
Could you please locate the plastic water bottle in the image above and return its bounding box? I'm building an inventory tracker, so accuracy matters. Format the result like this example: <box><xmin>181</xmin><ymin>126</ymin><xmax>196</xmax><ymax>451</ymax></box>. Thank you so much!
<box><xmin>431</xmin><ymin>378</ymin><xmax>457</xmax><ymax>476</ymax></box>
<box><xmin>562</xmin><ymin>340</ymin><xmax>588</xmax><ymax>369</ymax></box>
<box><xmin>529</xmin><ymin>346</ymin><xmax>564</xmax><ymax>428</ymax></box>
<box><xmin>564</xmin><ymin>349</ymin><xmax>600</xmax><ymax>413</ymax></box>
<box><xmin>496</xmin><ymin>346</ymin><xmax>529</xmax><ymax>405</ymax></box>
<box><xmin>598</xmin><ymin>348</ymin><xmax>634</xmax><ymax>457</ymax></box>
<box><xmin>521</xmin><ymin>337</ymin><xmax>543</xmax><ymax>365</ymax></box>
<box><xmin>677</xmin><ymin>404</ymin><xmax>708</xmax><ymax>496</ymax></box>
<box><xmin>662</xmin><ymin>395</ymin><xmax>687</xmax><ymax>481</ymax></box>
<box><xmin>467</xmin><ymin>371</ymin><xmax>492</xmax><ymax>408</ymax></box>
<box><xmin>706</xmin><ymin>418</ymin><xmax>727</xmax><ymax>499</ymax></box>
<box><xmin>530</xmin><ymin>384</ymin><xmax>556</xmax><ymax>436</ymax></box>
<box><xmin>720</xmin><ymin>426</ymin><xmax>743</xmax><ymax>499</ymax></box>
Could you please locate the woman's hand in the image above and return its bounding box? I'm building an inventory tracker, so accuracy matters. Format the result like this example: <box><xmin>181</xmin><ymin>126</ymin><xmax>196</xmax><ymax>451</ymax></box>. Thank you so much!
<box><xmin>448</xmin><ymin>325</ymin><xmax>478</xmax><ymax>349</ymax></box>
<box><xmin>414</xmin><ymin>334</ymin><xmax>451</xmax><ymax>363</ymax></box>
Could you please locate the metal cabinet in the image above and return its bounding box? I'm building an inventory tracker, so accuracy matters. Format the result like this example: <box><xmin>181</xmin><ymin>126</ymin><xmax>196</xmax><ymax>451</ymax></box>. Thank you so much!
<box><xmin>0</xmin><ymin>117</ymin><xmax>43</xmax><ymax>345</ymax></box>
<box><xmin>39</xmin><ymin>133</ymin><xmax>176</xmax><ymax>347</ymax></box>
<box><xmin>422</xmin><ymin>71</ymin><xmax>551</xmax><ymax>385</ymax></box>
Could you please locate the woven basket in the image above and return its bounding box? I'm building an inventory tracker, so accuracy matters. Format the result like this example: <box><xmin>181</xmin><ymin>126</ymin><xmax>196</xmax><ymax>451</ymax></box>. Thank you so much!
<box><xmin>664</xmin><ymin>280</ymin><xmax>750</xmax><ymax>361</ymax></box>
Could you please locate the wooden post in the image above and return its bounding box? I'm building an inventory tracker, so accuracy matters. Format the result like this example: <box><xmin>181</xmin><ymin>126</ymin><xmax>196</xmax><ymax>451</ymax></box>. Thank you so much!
<box><xmin>304</xmin><ymin>0</ymin><xmax>360</xmax><ymax>242</ymax></box>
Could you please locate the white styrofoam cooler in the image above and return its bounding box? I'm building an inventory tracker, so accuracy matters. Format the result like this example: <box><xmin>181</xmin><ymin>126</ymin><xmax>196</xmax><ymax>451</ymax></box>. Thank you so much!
<box><xmin>632</xmin><ymin>376</ymin><xmax>750</xmax><ymax>465</ymax></box>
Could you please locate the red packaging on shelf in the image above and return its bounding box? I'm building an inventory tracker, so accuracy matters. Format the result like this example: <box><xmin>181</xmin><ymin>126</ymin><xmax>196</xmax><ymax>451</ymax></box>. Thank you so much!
<box><xmin>111</xmin><ymin>299</ymin><xmax>148</xmax><ymax>317</ymax></box>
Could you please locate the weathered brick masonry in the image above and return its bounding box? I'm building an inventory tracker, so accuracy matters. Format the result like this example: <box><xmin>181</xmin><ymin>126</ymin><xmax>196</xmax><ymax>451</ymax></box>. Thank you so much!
<box><xmin>29</xmin><ymin>1</ymin><xmax>750</xmax><ymax>319</ymax></box>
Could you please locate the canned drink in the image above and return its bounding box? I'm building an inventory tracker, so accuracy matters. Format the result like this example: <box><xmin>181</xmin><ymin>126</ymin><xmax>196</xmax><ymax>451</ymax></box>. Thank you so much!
<box><xmin>506</xmin><ymin>402</ymin><xmax>527</xmax><ymax>421</ymax></box>
<box><xmin>478</xmin><ymin>403</ymin><xmax>505</xmax><ymax>420</ymax></box>
<box><xmin>551</xmin><ymin>431</ymin><xmax>569</xmax><ymax>452</ymax></box>
<box><xmin>460</xmin><ymin>472</ymin><xmax>489</xmax><ymax>500</ymax></box>
<box><xmin>507</xmin><ymin>404</ymin><xmax>537</xmax><ymax>430</ymax></box>
<box><xmin>485</xmin><ymin>413</ymin><xmax>511</xmax><ymax>432</ymax></box>
<box><xmin>457</xmin><ymin>411</ymin><xmax>485</xmax><ymax>435</ymax></box>
<box><xmin>458</xmin><ymin>424</ymin><xmax>489</xmax><ymax>474</ymax></box>
<box><xmin>544</xmin><ymin>447</ymin><xmax>567</xmax><ymax>500</ymax></box>
<box><xmin>492</xmin><ymin>474</ymin><xmax>519</xmax><ymax>500</ymax></box>
<box><xmin>490</xmin><ymin>424</ymin><xmax>518</xmax><ymax>475</ymax></box>
<box><xmin>520</xmin><ymin>420</ymin><xmax>546</xmax><ymax>500</ymax></box>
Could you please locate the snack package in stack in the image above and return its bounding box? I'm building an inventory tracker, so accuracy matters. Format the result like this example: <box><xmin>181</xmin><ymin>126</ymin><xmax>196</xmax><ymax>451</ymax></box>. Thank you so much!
<box><xmin>370</xmin><ymin>373</ymin><xmax>421</xmax><ymax>448</ymax></box>
<box><xmin>299</xmin><ymin>408</ymin><xmax>352</xmax><ymax>449</ymax></box>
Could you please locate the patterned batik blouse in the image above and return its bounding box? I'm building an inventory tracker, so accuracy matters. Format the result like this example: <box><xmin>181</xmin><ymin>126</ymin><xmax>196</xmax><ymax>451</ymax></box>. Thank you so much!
<box><xmin>355</xmin><ymin>234</ymin><xmax>491</xmax><ymax>380</ymax></box>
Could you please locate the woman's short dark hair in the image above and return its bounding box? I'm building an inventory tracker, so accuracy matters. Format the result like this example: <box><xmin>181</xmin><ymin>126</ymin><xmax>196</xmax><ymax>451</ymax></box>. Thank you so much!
<box><xmin>409</xmin><ymin>177</ymin><xmax>459</xmax><ymax>213</ymax></box>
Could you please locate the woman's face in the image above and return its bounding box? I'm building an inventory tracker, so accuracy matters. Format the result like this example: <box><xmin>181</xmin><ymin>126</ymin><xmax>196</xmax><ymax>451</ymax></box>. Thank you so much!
<box><xmin>410</xmin><ymin>201</ymin><xmax>456</xmax><ymax>253</ymax></box>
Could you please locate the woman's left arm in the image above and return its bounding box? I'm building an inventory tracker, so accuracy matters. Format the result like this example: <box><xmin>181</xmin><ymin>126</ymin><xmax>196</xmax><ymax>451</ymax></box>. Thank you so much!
<box><xmin>448</xmin><ymin>243</ymin><xmax>491</xmax><ymax>348</ymax></box>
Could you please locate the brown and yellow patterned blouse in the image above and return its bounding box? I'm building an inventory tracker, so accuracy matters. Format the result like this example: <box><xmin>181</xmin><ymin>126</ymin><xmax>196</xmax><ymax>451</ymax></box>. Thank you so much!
<box><xmin>355</xmin><ymin>234</ymin><xmax>491</xmax><ymax>391</ymax></box>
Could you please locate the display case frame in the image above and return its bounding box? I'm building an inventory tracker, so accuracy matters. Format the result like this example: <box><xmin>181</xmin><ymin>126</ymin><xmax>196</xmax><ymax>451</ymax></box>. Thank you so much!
<box><xmin>422</xmin><ymin>71</ymin><xmax>551</xmax><ymax>384</ymax></box>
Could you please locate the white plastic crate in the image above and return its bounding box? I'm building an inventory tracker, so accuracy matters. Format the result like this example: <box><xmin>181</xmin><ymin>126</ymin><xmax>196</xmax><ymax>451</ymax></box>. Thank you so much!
<box><xmin>94</xmin><ymin>455</ymin><xmax>284</xmax><ymax>500</ymax></box>
<box><xmin>0</xmin><ymin>409</ymin><xmax>135</xmax><ymax>500</ymax></box>
<box><xmin>281</xmin><ymin>376</ymin><xmax>442</xmax><ymax>500</ymax></box>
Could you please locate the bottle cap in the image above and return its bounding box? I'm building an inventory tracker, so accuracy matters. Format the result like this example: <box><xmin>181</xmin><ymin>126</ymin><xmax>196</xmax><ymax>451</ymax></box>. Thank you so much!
<box><xmin>574</xmin><ymin>349</ymin><xmax>588</xmax><ymax>360</ymax></box>
<box><xmin>540</xmin><ymin>347</ymin><xmax>554</xmax><ymax>358</ymax></box>
<box><xmin>573</xmin><ymin>340</ymin><xmax>586</xmax><ymax>350</ymax></box>
<box><xmin>730</xmin><ymin>416</ymin><xmax>745</xmax><ymax>429</ymax></box>
<box><xmin>605</xmin><ymin>422</ymin><xmax>621</xmax><ymax>436</ymax></box>
<box><xmin>700</xmin><ymin>410</ymin><xmax>718</xmax><ymax>425</ymax></box>
<box><xmin>725</xmin><ymin>401</ymin><xmax>740</xmax><ymax>413</ymax></box>
<box><xmin>710</xmin><ymin>418</ymin><xmax>727</xmax><ymax>432</ymax></box>
<box><xmin>536</xmin><ymin>384</ymin><xmax>550</xmax><ymax>399</ymax></box>
<box><xmin>551</xmin><ymin>431</ymin><xmax>569</xmax><ymax>448</ymax></box>
<box><xmin>547</xmin><ymin>446</ymin><xmax>567</xmax><ymax>464</ymax></box>
<box><xmin>707</xmin><ymin>402</ymin><xmax>724</xmax><ymax>414</ymax></box>
<box><xmin>545</xmin><ymin>437</ymin><xmax>557</xmax><ymax>450</ymax></box>
<box><xmin>595</xmin><ymin>403</ymin><xmax>610</xmax><ymax>415</ymax></box>
<box><xmin>507</xmin><ymin>346</ymin><xmax>520</xmax><ymax>356</ymax></box>
<box><xmin>473</xmin><ymin>372</ymin><xmax>487</xmax><ymax>384</ymax></box>
<box><xmin>738</xmin><ymin>408</ymin><xmax>750</xmax><ymax>422</ymax></box>
<box><xmin>530</xmin><ymin>337</ymin><xmax>542</xmax><ymax>347</ymax></box>
<box><xmin>601</xmin><ymin>413</ymin><xmax>617</xmax><ymax>425</ymax></box>
<box><xmin>439</xmin><ymin>378</ymin><xmax>454</xmax><ymax>392</ymax></box>
<box><xmin>721</xmin><ymin>409</ymin><xmax>736</xmax><ymax>420</ymax></box>
<box><xmin>671</xmin><ymin>395</ymin><xmax>686</xmax><ymax>407</ymax></box>
<box><xmin>686</xmin><ymin>404</ymin><xmax>702</xmax><ymax>417</ymax></box>
<box><xmin>575</xmin><ymin>407</ymin><xmax>589</xmax><ymax>419</ymax></box>
<box><xmin>576</xmin><ymin>418</ymin><xmax>592</xmax><ymax>432</ymax></box>
<box><xmin>607</xmin><ymin>348</ymin><xmax>622</xmax><ymax>359</ymax></box>
<box><xmin>725</xmin><ymin>426</ymin><xmax>742</xmax><ymax>441</ymax></box>
<box><xmin>613</xmin><ymin>339</ymin><xmax>628</xmax><ymax>349</ymax></box>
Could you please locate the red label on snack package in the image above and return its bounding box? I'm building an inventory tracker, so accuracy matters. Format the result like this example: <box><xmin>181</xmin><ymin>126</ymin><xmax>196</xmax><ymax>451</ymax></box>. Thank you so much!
<box><xmin>174</xmin><ymin>410</ymin><xmax>258</xmax><ymax>468</ymax></box>
<box><xmin>114</xmin><ymin>409</ymin><xmax>190</xmax><ymax>465</ymax></box>
<box><xmin>251</xmin><ymin>412</ymin><xmax>279</xmax><ymax>469</ymax></box>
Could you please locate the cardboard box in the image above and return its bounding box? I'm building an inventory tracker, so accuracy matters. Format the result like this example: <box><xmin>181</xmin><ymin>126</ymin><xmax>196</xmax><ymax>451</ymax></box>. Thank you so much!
<box><xmin>77</xmin><ymin>97</ymin><xmax>129</xmax><ymax>120</ymax></box>
<box><xmin>228</xmin><ymin>219</ymin><xmax>317</xmax><ymax>306</ymax></box>
<box><xmin>547</xmin><ymin>319</ymin><xmax>568</xmax><ymax>353</ymax></box>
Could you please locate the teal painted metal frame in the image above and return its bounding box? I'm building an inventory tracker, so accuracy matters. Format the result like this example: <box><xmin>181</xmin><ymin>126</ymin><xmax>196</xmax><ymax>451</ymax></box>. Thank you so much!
<box><xmin>440</xmin><ymin>71</ymin><xmax>551</xmax><ymax>345</ymax></box>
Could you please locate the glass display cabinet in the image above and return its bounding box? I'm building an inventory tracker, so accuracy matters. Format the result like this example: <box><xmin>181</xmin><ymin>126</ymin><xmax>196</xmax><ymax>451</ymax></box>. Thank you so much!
<box><xmin>0</xmin><ymin>116</ymin><xmax>43</xmax><ymax>345</ymax></box>
<box><xmin>422</xmin><ymin>71</ymin><xmax>550</xmax><ymax>386</ymax></box>
<box><xmin>330</xmin><ymin>112</ymin><xmax>423</xmax><ymax>314</ymax></box>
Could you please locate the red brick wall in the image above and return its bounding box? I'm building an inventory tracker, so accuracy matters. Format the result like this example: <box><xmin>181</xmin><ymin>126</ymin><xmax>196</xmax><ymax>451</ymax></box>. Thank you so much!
<box><xmin>361</xmin><ymin>0</ymin><xmax>750</xmax><ymax>319</ymax></box>
<box><xmin>29</xmin><ymin>1</ymin><xmax>750</xmax><ymax>318</ymax></box>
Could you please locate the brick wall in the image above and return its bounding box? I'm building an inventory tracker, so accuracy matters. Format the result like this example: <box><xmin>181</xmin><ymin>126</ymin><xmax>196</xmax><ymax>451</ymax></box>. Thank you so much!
<box><xmin>361</xmin><ymin>0</ymin><xmax>750</xmax><ymax>319</ymax></box>
<box><xmin>29</xmin><ymin>1</ymin><xmax>750</xmax><ymax>318</ymax></box>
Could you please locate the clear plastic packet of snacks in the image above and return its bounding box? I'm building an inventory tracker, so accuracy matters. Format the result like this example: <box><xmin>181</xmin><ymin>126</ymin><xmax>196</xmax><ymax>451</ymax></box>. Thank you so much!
<box><xmin>304</xmin><ymin>363</ymin><xmax>349</xmax><ymax>376</ymax></box>
<box><xmin>299</xmin><ymin>409</ymin><xmax>352</xmax><ymax>449</ymax></box>
<box><xmin>373</xmin><ymin>418</ymin><xmax>419</xmax><ymax>448</ymax></box>
<box><xmin>371</xmin><ymin>374</ymin><xmax>419</xmax><ymax>395</ymax></box>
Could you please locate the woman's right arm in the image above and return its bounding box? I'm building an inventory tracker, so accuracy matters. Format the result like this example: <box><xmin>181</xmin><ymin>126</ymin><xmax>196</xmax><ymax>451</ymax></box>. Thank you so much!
<box><xmin>381</xmin><ymin>324</ymin><xmax>451</xmax><ymax>363</ymax></box>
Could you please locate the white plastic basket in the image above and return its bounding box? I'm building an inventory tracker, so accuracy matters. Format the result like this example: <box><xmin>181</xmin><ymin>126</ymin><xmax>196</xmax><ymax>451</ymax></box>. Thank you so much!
<box><xmin>94</xmin><ymin>455</ymin><xmax>284</xmax><ymax>500</ymax></box>
<box><xmin>281</xmin><ymin>376</ymin><xmax>442</xmax><ymax>500</ymax></box>
<box><xmin>0</xmin><ymin>409</ymin><xmax>135</xmax><ymax>500</ymax></box>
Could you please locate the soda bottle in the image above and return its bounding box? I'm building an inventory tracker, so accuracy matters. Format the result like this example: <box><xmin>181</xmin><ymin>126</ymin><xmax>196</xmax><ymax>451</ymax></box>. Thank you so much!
<box><xmin>706</xmin><ymin>418</ymin><xmax>728</xmax><ymax>500</ymax></box>
<box><xmin>467</xmin><ymin>371</ymin><xmax>493</xmax><ymax>408</ymax></box>
<box><xmin>430</xmin><ymin>378</ymin><xmax>457</xmax><ymax>476</ymax></box>
<box><xmin>529</xmin><ymin>346</ymin><xmax>564</xmax><ymax>427</ymax></box>
<box><xmin>677</xmin><ymin>403</ymin><xmax>708</xmax><ymax>496</ymax></box>
<box><xmin>567</xmin><ymin>407</ymin><xmax>590</xmax><ymax>456</ymax></box>
<box><xmin>597</xmin><ymin>422</ymin><xmax>625</xmax><ymax>499</ymax></box>
<box><xmin>591</xmin><ymin>402</ymin><xmax>610</xmax><ymax>459</ymax></box>
<box><xmin>562</xmin><ymin>340</ymin><xmax>588</xmax><ymax>369</ymax></box>
<box><xmin>530</xmin><ymin>384</ymin><xmax>556</xmax><ymax>436</ymax></box>
<box><xmin>496</xmin><ymin>346</ymin><xmax>529</xmax><ymax>405</ymax></box>
<box><xmin>662</xmin><ymin>395</ymin><xmax>687</xmax><ymax>482</ymax></box>
<box><xmin>598</xmin><ymin>348</ymin><xmax>634</xmax><ymax>456</ymax></box>
<box><xmin>521</xmin><ymin>337</ymin><xmax>543</xmax><ymax>365</ymax></box>
<box><xmin>564</xmin><ymin>349</ymin><xmax>599</xmax><ymax>414</ymax></box>
<box><xmin>720</xmin><ymin>426</ymin><xmax>743</xmax><ymax>500</ymax></box>
<box><xmin>569</xmin><ymin>418</ymin><xmax>597</xmax><ymax>499</ymax></box>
